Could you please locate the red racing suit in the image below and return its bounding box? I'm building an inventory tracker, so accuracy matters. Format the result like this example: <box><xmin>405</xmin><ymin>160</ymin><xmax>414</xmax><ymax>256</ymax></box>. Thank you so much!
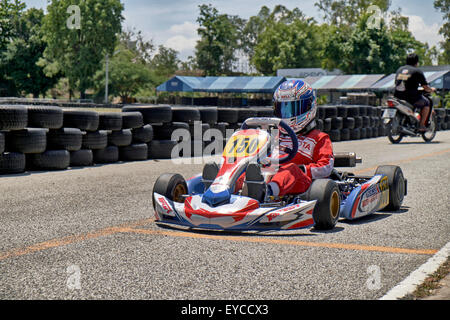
<box><xmin>237</xmin><ymin>129</ymin><xmax>334</xmax><ymax>196</ymax></box>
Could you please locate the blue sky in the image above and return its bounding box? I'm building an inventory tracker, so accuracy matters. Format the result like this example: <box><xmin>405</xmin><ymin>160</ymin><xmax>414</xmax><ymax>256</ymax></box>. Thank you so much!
<box><xmin>23</xmin><ymin>0</ymin><xmax>444</xmax><ymax>60</ymax></box>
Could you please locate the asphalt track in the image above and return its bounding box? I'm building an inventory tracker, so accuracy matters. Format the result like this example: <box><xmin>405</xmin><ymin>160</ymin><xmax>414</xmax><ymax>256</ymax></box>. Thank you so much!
<box><xmin>0</xmin><ymin>131</ymin><xmax>449</xmax><ymax>300</ymax></box>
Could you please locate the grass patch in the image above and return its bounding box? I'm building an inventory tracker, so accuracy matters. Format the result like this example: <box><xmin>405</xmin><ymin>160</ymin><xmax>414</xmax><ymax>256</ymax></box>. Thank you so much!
<box><xmin>402</xmin><ymin>257</ymin><xmax>450</xmax><ymax>300</ymax></box>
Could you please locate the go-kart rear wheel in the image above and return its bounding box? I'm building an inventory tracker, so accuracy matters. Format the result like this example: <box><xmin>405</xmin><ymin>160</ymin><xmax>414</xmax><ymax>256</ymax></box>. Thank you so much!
<box><xmin>306</xmin><ymin>179</ymin><xmax>340</xmax><ymax>230</ymax></box>
<box><xmin>152</xmin><ymin>173</ymin><xmax>188</xmax><ymax>210</ymax></box>
<box><xmin>375</xmin><ymin>165</ymin><xmax>405</xmax><ymax>211</ymax></box>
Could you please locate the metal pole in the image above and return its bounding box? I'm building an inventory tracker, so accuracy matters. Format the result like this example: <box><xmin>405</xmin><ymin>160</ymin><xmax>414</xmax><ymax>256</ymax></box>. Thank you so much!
<box><xmin>105</xmin><ymin>54</ymin><xmax>109</xmax><ymax>104</ymax></box>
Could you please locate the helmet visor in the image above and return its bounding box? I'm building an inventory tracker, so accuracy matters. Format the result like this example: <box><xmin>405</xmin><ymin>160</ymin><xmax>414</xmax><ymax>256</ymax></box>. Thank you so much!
<box><xmin>274</xmin><ymin>97</ymin><xmax>314</xmax><ymax>119</ymax></box>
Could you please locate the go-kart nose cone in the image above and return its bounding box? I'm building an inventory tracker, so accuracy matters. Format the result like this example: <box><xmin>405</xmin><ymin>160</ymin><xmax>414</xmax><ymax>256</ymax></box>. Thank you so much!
<box><xmin>202</xmin><ymin>184</ymin><xmax>232</xmax><ymax>207</ymax></box>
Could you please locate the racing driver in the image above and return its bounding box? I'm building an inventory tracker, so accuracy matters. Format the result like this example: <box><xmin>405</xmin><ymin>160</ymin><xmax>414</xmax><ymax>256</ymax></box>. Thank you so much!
<box><xmin>238</xmin><ymin>79</ymin><xmax>335</xmax><ymax>200</ymax></box>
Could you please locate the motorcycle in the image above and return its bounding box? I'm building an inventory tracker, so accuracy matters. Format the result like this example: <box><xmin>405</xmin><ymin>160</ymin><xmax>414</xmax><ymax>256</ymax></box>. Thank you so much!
<box><xmin>382</xmin><ymin>91</ymin><xmax>437</xmax><ymax>144</ymax></box>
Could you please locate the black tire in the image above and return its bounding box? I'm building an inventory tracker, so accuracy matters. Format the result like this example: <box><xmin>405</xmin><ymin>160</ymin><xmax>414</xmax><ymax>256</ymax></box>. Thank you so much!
<box><xmin>337</xmin><ymin>106</ymin><xmax>348</xmax><ymax>118</ymax></box>
<box><xmin>63</xmin><ymin>109</ymin><xmax>99</xmax><ymax>131</ymax></box>
<box><xmin>121</xmin><ymin>112</ymin><xmax>144</xmax><ymax>129</ymax></box>
<box><xmin>26</xmin><ymin>105</ymin><xmax>63</xmax><ymax>129</ymax></box>
<box><xmin>362</xmin><ymin>116</ymin><xmax>370</xmax><ymax>128</ymax></box>
<box><xmin>120</xmin><ymin>143</ymin><xmax>148</xmax><ymax>161</ymax></box>
<box><xmin>255</xmin><ymin>107</ymin><xmax>274</xmax><ymax>117</ymax></box>
<box><xmin>360</xmin><ymin>127</ymin><xmax>368</xmax><ymax>139</ymax></box>
<box><xmin>329</xmin><ymin>129</ymin><xmax>341</xmax><ymax>142</ymax></box>
<box><xmin>0</xmin><ymin>152</ymin><xmax>26</xmax><ymax>174</ymax></box>
<box><xmin>6</xmin><ymin>128</ymin><xmax>47</xmax><ymax>154</ymax></box>
<box><xmin>152</xmin><ymin>173</ymin><xmax>187</xmax><ymax>210</ymax></box>
<box><xmin>210</xmin><ymin>122</ymin><xmax>228</xmax><ymax>137</ymax></box>
<box><xmin>0</xmin><ymin>132</ymin><xmax>4</xmax><ymax>153</ymax></box>
<box><xmin>171</xmin><ymin>106</ymin><xmax>201</xmax><ymax>124</ymax></box>
<box><xmin>323</xmin><ymin>106</ymin><xmax>338</xmax><ymax>118</ymax></box>
<box><xmin>189</xmin><ymin>123</ymin><xmax>210</xmax><ymax>139</ymax></box>
<box><xmin>354</xmin><ymin>116</ymin><xmax>363</xmax><ymax>129</ymax></box>
<box><xmin>132</xmin><ymin>124</ymin><xmax>154</xmax><ymax>143</ymax></box>
<box><xmin>217</xmin><ymin>108</ymin><xmax>239</xmax><ymax>124</ymax></box>
<box><xmin>190</xmin><ymin>140</ymin><xmax>205</xmax><ymax>158</ymax></box>
<box><xmin>198</xmin><ymin>107</ymin><xmax>218</xmax><ymax>124</ymax></box>
<box><xmin>70</xmin><ymin>149</ymin><xmax>93</xmax><ymax>167</ymax></box>
<box><xmin>93</xmin><ymin>146</ymin><xmax>119</xmax><ymax>163</ymax></box>
<box><xmin>375</xmin><ymin>165</ymin><xmax>405</xmax><ymax>211</ymax></box>
<box><xmin>29</xmin><ymin>150</ymin><xmax>70</xmax><ymax>170</ymax></box>
<box><xmin>350</xmin><ymin>128</ymin><xmax>361</xmax><ymax>140</ymax></box>
<box><xmin>0</xmin><ymin>105</ymin><xmax>28</xmax><ymax>130</ymax></box>
<box><xmin>316</xmin><ymin>119</ymin><xmax>324</xmax><ymax>131</ymax></box>
<box><xmin>323</xmin><ymin>118</ymin><xmax>332</xmax><ymax>132</ymax></box>
<box><xmin>358</xmin><ymin>105</ymin><xmax>368</xmax><ymax>116</ymax></box>
<box><xmin>108</xmin><ymin>129</ymin><xmax>132</xmax><ymax>147</ymax></box>
<box><xmin>317</xmin><ymin>106</ymin><xmax>326</xmax><ymax>119</ymax></box>
<box><xmin>47</xmin><ymin>128</ymin><xmax>83</xmax><ymax>151</ymax></box>
<box><xmin>306</xmin><ymin>179</ymin><xmax>340</xmax><ymax>230</ymax></box>
<box><xmin>122</xmin><ymin>105</ymin><xmax>172</xmax><ymax>124</ymax></box>
<box><xmin>340</xmin><ymin>128</ymin><xmax>350</xmax><ymax>141</ymax></box>
<box><xmin>331</xmin><ymin>117</ymin><xmax>344</xmax><ymax>130</ymax></box>
<box><xmin>98</xmin><ymin>112</ymin><xmax>123</xmax><ymax>131</ymax></box>
<box><xmin>237</xmin><ymin>108</ymin><xmax>258</xmax><ymax>123</ymax></box>
<box><xmin>148</xmin><ymin>140</ymin><xmax>178</xmax><ymax>159</ymax></box>
<box><xmin>82</xmin><ymin>131</ymin><xmax>108</xmax><ymax>150</ymax></box>
<box><xmin>378</xmin><ymin>125</ymin><xmax>386</xmax><ymax>137</ymax></box>
<box><xmin>346</xmin><ymin>106</ymin><xmax>360</xmax><ymax>117</ymax></box>
<box><xmin>343</xmin><ymin>117</ymin><xmax>355</xmax><ymax>129</ymax></box>
<box><xmin>153</xmin><ymin>122</ymin><xmax>188</xmax><ymax>141</ymax></box>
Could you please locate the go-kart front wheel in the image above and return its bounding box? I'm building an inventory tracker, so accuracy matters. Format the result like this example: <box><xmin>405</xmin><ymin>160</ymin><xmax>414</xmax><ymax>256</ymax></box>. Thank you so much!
<box><xmin>152</xmin><ymin>173</ymin><xmax>188</xmax><ymax>210</ymax></box>
<box><xmin>306</xmin><ymin>179</ymin><xmax>340</xmax><ymax>230</ymax></box>
<box><xmin>375</xmin><ymin>165</ymin><xmax>405</xmax><ymax>211</ymax></box>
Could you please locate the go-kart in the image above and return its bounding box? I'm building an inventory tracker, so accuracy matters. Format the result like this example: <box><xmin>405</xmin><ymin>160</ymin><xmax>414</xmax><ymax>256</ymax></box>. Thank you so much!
<box><xmin>152</xmin><ymin>118</ymin><xmax>407</xmax><ymax>231</ymax></box>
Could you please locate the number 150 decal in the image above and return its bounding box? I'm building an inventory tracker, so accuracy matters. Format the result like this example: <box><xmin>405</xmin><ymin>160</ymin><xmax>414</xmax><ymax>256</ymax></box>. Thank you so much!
<box><xmin>223</xmin><ymin>135</ymin><xmax>266</xmax><ymax>158</ymax></box>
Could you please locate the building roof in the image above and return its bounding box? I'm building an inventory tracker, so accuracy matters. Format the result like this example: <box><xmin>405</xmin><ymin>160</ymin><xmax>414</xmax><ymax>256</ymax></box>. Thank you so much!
<box><xmin>156</xmin><ymin>76</ymin><xmax>286</xmax><ymax>93</ymax></box>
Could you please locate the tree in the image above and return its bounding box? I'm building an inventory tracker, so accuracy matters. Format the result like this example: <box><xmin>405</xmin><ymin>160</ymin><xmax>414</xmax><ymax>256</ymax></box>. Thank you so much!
<box><xmin>315</xmin><ymin>0</ymin><xmax>391</xmax><ymax>27</ymax></box>
<box><xmin>0</xmin><ymin>0</ymin><xmax>25</xmax><ymax>51</ymax></box>
<box><xmin>40</xmin><ymin>0</ymin><xmax>124</xmax><ymax>99</ymax></box>
<box><xmin>195</xmin><ymin>4</ymin><xmax>241</xmax><ymax>75</ymax></box>
<box><xmin>3</xmin><ymin>8</ymin><xmax>60</xmax><ymax>97</ymax></box>
<box><xmin>251</xmin><ymin>10</ymin><xmax>324</xmax><ymax>75</ymax></box>
<box><xmin>434</xmin><ymin>0</ymin><xmax>450</xmax><ymax>64</ymax></box>
<box><xmin>94</xmin><ymin>47</ymin><xmax>153</xmax><ymax>103</ymax></box>
<box><xmin>151</xmin><ymin>45</ymin><xmax>180</xmax><ymax>78</ymax></box>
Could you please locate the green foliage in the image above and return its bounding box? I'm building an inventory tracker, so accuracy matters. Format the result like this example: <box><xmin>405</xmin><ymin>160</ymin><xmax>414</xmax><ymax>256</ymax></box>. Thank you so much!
<box><xmin>2</xmin><ymin>8</ymin><xmax>59</xmax><ymax>97</ymax></box>
<box><xmin>94</xmin><ymin>47</ymin><xmax>153</xmax><ymax>103</ymax></box>
<box><xmin>195</xmin><ymin>4</ymin><xmax>243</xmax><ymax>75</ymax></box>
<box><xmin>252</xmin><ymin>15</ymin><xmax>325</xmax><ymax>75</ymax></box>
<box><xmin>0</xmin><ymin>0</ymin><xmax>25</xmax><ymax>51</ymax></box>
<box><xmin>40</xmin><ymin>0</ymin><xmax>124</xmax><ymax>98</ymax></box>
<box><xmin>434</xmin><ymin>0</ymin><xmax>450</xmax><ymax>64</ymax></box>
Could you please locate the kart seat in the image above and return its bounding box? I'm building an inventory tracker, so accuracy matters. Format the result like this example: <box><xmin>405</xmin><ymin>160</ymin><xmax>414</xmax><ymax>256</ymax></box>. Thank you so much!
<box><xmin>202</xmin><ymin>162</ymin><xmax>219</xmax><ymax>190</ymax></box>
<box><xmin>242</xmin><ymin>163</ymin><xmax>265</xmax><ymax>202</ymax></box>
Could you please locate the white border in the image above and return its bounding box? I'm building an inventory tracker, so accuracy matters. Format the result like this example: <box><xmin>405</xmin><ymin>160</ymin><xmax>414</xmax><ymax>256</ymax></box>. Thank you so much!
<box><xmin>380</xmin><ymin>241</ymin><xmax>450</xmax><ymax>300</ymax></box>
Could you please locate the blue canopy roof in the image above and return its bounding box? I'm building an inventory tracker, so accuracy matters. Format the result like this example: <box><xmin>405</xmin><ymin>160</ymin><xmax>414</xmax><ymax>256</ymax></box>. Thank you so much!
<box><xmin>371</xmin><ymin>70</ymin><xmax>450</xmax><ymax>90</ymax></box>
<box><xmin>156</xmin><ymin>76</ymin><xmax>286</xmax><ymax>93</ymax></box>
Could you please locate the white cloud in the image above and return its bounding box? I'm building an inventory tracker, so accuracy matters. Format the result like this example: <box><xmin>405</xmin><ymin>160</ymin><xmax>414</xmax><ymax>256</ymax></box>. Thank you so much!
<box><xmin>164</xmin><ymin>21</ymin><xmax>200</xmax><ymax>59</ymax></box>
<box><xmin>406</xmin><ymin>15</ymin><xmax>444</xmax><ymax>48</ymax></box>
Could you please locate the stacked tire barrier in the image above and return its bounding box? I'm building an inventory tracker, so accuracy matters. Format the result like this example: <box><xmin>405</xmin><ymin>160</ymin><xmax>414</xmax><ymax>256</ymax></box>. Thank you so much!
<box><xmin>1</xmin><ymin>104</ymin><xmax>450</xmax><ymax>175</ymax></box>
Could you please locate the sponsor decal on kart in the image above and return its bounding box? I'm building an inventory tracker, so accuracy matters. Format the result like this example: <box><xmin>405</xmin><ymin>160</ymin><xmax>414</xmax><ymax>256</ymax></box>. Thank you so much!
<box><xmin>156</xmin><ymin>195</ymin><xmax>175</xmax><ymax>217</ymax></box>
<box><xmin>356</xmin><ymin>176</ymin><xmax>389</xmax><ymax>216</ymax></box>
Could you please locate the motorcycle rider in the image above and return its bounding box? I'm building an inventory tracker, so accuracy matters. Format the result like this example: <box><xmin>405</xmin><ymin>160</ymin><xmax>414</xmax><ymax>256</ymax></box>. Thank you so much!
<box><xmin>394</xmin><ymin>53</ymin><xmax>436</xmax><ymax>132</ymax></box>
<box><xmin>238</xmin><ymin>79</ymin><xmax>335</xmax><ymax>199</ymax></box>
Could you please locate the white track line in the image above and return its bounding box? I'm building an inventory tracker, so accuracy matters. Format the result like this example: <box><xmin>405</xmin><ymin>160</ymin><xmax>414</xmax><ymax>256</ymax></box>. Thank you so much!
<box><xmin>380</xmin><ymin>241</ymin><xmax>450</xmax><ymax>300</ymax></box>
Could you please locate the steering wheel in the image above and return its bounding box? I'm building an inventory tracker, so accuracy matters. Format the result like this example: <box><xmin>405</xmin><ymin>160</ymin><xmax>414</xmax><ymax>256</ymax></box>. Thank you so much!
<box><xmin>241</xmin><ymin>117</ymin><xmax>298</xmax><ymax>165</ymax></box>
